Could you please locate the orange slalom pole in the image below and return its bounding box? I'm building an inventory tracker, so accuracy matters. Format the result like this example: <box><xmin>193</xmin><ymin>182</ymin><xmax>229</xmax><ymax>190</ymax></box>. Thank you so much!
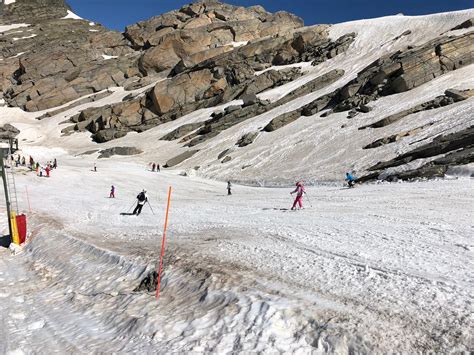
<box><xmin>25</xmin><ymin>186</ymin><xmax>31</xmax><ymax>213</ymax></box>
<box><xmin>156</xmin><ymin>186</ymin><xmax>173</xmax><ymax>300</ymax></box>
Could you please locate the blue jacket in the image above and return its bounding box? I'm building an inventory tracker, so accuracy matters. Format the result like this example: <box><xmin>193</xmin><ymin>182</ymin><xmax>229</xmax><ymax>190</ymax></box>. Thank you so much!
<box><xmin>346</xmin><ymin>173</ymin><xmax>355</xmax><ymax>181</ymax></box>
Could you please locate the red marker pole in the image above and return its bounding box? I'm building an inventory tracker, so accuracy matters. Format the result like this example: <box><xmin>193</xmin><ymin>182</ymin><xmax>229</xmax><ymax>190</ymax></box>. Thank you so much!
<box><xmin>156</xmin><ymin>186</ymin><xmax>172</xmax><ymax>300</ymax></box>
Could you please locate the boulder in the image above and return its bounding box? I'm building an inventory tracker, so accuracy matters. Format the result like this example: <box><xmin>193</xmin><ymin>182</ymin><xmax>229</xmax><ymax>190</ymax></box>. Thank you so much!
<box><xmin>98</xmin><ymin>146</ymin><xmax>143</xmax><ymax>159</ymax></box>
<box><xmin>236</xmin><ymin>132</ymin><xmax>258</xmax><ymax>147</ymax></box>
<box><xmin>165</xmin><ymin>150</ymin><xmax>199</xmax><ymax>167</ymax></box>
<box><xmin>0</xmin><ymin>124</ymin><xmax>20</xmax><ymax>139</ymax></box>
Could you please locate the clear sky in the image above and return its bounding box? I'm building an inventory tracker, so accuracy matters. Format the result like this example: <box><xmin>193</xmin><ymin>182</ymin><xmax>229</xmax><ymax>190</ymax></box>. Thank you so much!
<box><xmin>67</xmin><ymin>0</ymin><xmax>474</xmax><ymax>31</ymax></box>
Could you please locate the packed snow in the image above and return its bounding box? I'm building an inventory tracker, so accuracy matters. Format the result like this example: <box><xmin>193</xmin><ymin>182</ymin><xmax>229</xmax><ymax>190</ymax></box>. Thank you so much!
<box><xmin>0</xmin><ymin>8</ymin><xmax>473</xmax><ymax>354</ymax></box>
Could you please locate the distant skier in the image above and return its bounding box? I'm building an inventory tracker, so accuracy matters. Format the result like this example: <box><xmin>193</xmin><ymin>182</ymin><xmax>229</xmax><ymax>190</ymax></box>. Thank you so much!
<box><xmin>45</xmin><ymin>165</ymin><xmax>50</xmax><ymax>178</ymax></box>
<box><xmin>156</xmin><ymin>163</ymin><xmax>160</xmax><ymax>172</ymax></box>
<box><xmin>227</xmin><ymin>181</ymin><xmax>232</xmax><ymax>195</ymax></box>
<box><xmin>345</xmin><ymin>172</ymin><xmax>356</xmax><ymax>188</ymax></box>
<box><xmin>93</xmin><ymin>163</ymin><xmax>97</xmax><ymax>172</ymax></box>
<box><xmin>53</xmin><ymin>158</ymin><xmax>57</xmax><ymax>169</ymax></box>
<box><xmin>133</xmin><ymin>189</ymin><xmax>148</xmax><ymax>216</ymax></box>
<box><xmin>21</xmin><ymin>156</ymin><xmax>25</xmax><ymax>166</ymax></box>
<box><xmin>290</xmin><ymin>181</ymin><xmax>306</xmax><ymax>210</ymax></box>
<box><xmin>152</xmin><ymin>163</ymin><xmax>156</xmax><ymax>172</ymax></box>
<box><xmin>110</xmin><ymin>185</ymin><xmax>115</xmax><ymax>198</ymax></box>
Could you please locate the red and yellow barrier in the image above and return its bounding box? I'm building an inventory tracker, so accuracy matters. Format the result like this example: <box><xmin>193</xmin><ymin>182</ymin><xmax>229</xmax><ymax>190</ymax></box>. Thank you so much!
<box><xmin>10</xmin><ymin>211</ymin><xmax>20</xmax><ymax>245</ymax></box>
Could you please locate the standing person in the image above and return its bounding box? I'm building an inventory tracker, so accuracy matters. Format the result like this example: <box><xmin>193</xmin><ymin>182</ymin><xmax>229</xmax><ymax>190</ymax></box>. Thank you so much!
<box><xmin>227</xmin><ymin>181</ymin><xmax>232</xmax><ymax>196</ymax></box>
<box><xmin>345</xmin><ymin>172</ymin><xmax>356</xmax><ymax>188</ymax></box>
<box><xmin>93</xmin><ymin>163</ymin><xmax>97</xmax><ymax>172</ymax></box>
<box><xmin>53</xmin><ymin>158</ymin><xmax>57</xmax><ymax>169</ymax></box>
<box><xmin>110</xmin><ymin>185</ymin><xmax>115</xmax><ymax>198</ymax></box>
<box><xmin>45</xmin><ymin>165</ymin><xmax>50</xmax><ymax>178</ymax></box>
<box><xmin>133</xmin><ymin>189</ymin><xmax>148</xmax><ymax>216</ymax></box>
<box><xmin>156</xmin><ymin>163</ymin><xmax>160</xmax><ymax>172</ymax></box>
<box><xmin>290</xmin><ymin>182</ymin><xmax>306</xmax><ymax>210</ymax></box>
<box><xmin>152</xmin><ymin>163</ymin><xmax>156</xmax><ymax>172</ymax></box>
<box><xmin>35</xmin><ymin>162</ymin><xmax>40</xmax><ymax>174</ymax></box>
<box><xmin>21</xmin><ymin>156</ymin><xmax>25</xmax><ymax>166</ymax></box>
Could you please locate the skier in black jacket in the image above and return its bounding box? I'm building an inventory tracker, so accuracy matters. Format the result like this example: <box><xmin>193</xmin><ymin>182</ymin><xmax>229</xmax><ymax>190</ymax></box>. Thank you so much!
<box><xmin>133</xmin><ymin>190</ymin><xmax>148</xmax><ymax>216</ymax></box>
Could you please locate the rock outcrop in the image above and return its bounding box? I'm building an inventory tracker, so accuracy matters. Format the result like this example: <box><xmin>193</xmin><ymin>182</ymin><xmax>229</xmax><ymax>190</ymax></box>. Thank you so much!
<box><xmin>359</xmin><ymin>88</ymin><xmax>474</xmax><ymax>130</ymax></box>
<box><xmin>359</xmin><ymin>126</ymin><xmax>474</xmax><ymax>181</ymax></box>
<box><xmin>0</xmin><ymin>123</ymin><xmax>20</xmax><ymax>139</ymax></box>
<box><xmin>125</xmin><ymin>0</ymin><xmax>304</xmax><ymax>75</ymax></box>
<box><xmin>327</xmin><ymin>32</ymin><xmax>474</xmax><ymax>113</ymax></box>
<box><xmin>1</xmin><ymin>0</ymin><xmax>70</xmax><ymax>24</ymax></box>
<box><xmin>1</xmin><ymin>6</ymin><xmax>139</xmax><ymax>112</ymax></box>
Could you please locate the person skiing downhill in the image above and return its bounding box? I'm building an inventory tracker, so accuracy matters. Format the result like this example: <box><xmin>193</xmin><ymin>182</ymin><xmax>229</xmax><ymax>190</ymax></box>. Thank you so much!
<box><xmin>291</xmin><ymin>181</ymin><xmax>306</xmax><ymax>210</ymax></box>
<box><xmin>133</xmin><ymin>189</ymin><xmax>148</xmax><ymax>216</ymax></box>
<box><xmin>345</xmin><ymin>172</ymin><xmax>356</xmax><ymax>188</ymax></box>
<box><xmin>110</xmin><ymin>185</ymin><xmax>115</xmax><ymax>198</ymax></box>
<box><xmin>227</xmin><ymin>181</ymin><xmax>232</xmax><ymax>195</ymax></box>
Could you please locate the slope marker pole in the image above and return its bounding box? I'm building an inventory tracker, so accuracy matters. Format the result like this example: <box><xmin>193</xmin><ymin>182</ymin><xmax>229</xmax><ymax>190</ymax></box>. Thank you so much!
<box><xmin>156</xmin><ymin>186</ymin><xmax>172</xmax><ymax>300</ymax></box>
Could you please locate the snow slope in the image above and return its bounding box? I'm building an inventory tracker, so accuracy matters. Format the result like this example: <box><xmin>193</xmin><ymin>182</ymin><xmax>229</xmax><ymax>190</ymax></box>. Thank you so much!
<box><xmin>0</xmin><ymin>158</ymin><xmax>472</xmax><ymax>352</ymax></box>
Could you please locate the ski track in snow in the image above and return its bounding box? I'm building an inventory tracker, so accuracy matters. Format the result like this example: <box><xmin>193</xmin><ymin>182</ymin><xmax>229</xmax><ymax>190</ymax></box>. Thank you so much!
<box><xmin>0</xmin><ymin>9</ymin><xmax>473</xmax><ymax>354</ymax></box>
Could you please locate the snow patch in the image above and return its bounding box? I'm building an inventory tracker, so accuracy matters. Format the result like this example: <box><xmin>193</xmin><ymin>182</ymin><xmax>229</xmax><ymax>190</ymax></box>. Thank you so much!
<box><xmin>0</xmin><ymin>23</ymin><xmax>29</xmax><ymax>33</ymax></box>
<box><xmin>62</xmin><ymin>10</ymin><xmax>84</xmax><ymax>20</ymax></box>
<box><xmin>12</xmin><ymin>34</ymin><xmax>37</xmax><ymax>41</ymax></box>
<box><xmin>101</xmin><ymin>54</ymin><xmax>118</xmax><ymax>60</ymax></box>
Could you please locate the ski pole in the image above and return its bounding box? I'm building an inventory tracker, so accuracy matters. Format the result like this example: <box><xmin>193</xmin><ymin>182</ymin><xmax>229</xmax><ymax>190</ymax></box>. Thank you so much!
<box><xmin>147</xmin><ymin>201</ymin><xmax>156</xmax><ymax>215</ymax></box>
<box><xmin>127</xmin><ymin>200</ymin><xmax>136</xmax><ymax>213</ymax></box>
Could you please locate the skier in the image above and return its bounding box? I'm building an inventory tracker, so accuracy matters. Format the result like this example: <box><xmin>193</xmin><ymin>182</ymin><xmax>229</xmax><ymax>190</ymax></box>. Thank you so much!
<box><xmin>345</xmin><ymin>172</ymin><xmax>356</xmax><ymax>188</ymax></box>
<box><xmin>227</xmin><ymin>181</ymin><xmax>232</xmax><ymax>195</ymax></box>
<box><xmin>152</xmin><ymin>163</ymin><xmax>156</xmax><ymax>172</ymax></box>
<box><xmin>53</xmin><ymin>158</ymin><xmax>57</xmax><ymax>169</ymax></box>
<box><xmin>110</xmin><ymin>185</ymin><xmax>115</xmax><ymax>198</ymax></box>
<box><xmin>45</xmin><ymin>165</ymin><xmax>50</xmax><ymax>178</ymax></box>
<box><xmin>156</xmin><ymin>163</ymin><xmax>160</xmax><ymax>172</ymax></box>
<box><xmin>93</xmin><ymin>163</ymin><xmax>97</xmax><ymax>172</ymax></box>
<box><xmin>21</xmin><ymin>156</ymin><xmax>25</xmax><ymax>166</ymax></box>
<box><xmin>133</xmin><ymin>189</ymin><xmax>148</xmax><ymax>216</ymax></box>
<box><xmin>290</xmin><ymin>181</ymin><xmax>306</xmax><ymax>210</ymax></box>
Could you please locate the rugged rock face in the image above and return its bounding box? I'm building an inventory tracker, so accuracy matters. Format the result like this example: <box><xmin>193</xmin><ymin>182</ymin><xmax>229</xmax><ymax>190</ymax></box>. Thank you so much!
<box><xmin>1</xmin><ymin>2</ymin><xmax>139</xmax><ymax>112</ymax></box>
<box><xmin>359</xmin><ymin>126</ymin><xmax>474</xmax><ymax>181</ymax></box>
<box><xmin>125</xmin><ymin>0</ymin><xmax>304</xmax><ymax>75</ymax></box>
<box><xmin>327</xmin><ymin>32</ymin><xmax>474</xmax><ymax>113</ymax></box>
<box><xmin>359</xmin><ymin>88</ymin><xmax>474</xmax><ymax>130</ymax></box>
<box><xmin>1</xmin><ymin>0</ymin><xmax>70</xmax><ymax>24</ymax></box>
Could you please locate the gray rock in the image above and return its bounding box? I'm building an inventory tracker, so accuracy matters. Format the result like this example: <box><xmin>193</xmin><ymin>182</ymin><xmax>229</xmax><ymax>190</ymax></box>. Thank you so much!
<box><xmin>0</xmin><ymin>124</ymin><xmax>20</xmax><ymax>139</ymax></box>
<box><xmin>221</xmin><ymin>156</ymin><xmax>232</xmax><ymax>163</ymax></box>
<box><xmin>98</xmin><ymin>146</ymin><xmax>143</xmax><ymax>159</ymax></box>
<box><xmin>236</xmin><ymin>132</ymin><xmax>258</xmax><ymax>147</ymax></box>
<box><xmin>164</xmin><ymin>150</ymin><xmax>199</xmax><ymax>167</ymax></box>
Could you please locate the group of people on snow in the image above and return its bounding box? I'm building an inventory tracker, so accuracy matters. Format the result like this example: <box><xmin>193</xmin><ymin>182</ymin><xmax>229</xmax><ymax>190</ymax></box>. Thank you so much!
<box><xmin>8</xmin><ymin>153</ymin><xmax>58</xmax><ymax>178</ymax></box>
<box><xmin>150</xmin><ymin>162</ymin><xmax>161</xmax><ymax>172</ymax></box>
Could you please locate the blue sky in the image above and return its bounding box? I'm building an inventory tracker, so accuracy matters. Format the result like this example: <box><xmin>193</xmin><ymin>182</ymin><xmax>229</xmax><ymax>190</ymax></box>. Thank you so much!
<box><xmin>67</xmin><ymin>0</ymin><xmax>474</xmax><ymax>31</ymax></box>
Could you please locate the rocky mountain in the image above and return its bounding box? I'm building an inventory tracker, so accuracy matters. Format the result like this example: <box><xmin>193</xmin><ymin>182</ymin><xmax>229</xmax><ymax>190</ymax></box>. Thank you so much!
<box><xmin>1</xmin><ymin>0</ymin><xmax>473</xmax><ymax>183</ymax></box>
